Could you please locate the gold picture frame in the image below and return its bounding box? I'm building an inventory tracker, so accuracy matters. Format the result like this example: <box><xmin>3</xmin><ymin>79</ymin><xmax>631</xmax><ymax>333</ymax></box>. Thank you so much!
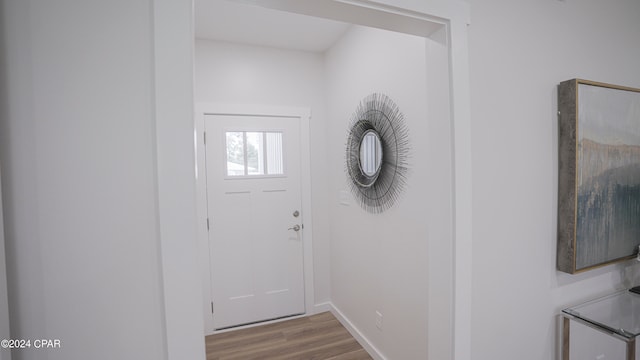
<box><xmin>557</xmin><ymin>79</ymin><xmax>640</xmax><ymax>274</ymax></box>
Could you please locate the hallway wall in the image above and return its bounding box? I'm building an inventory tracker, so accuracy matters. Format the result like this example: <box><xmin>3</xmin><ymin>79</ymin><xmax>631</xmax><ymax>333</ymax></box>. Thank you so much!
<box><xmin>0</xmin><ymin>1</ymin><xmax>168</xmax><ymax>359</ymax></box>
<box><xmin>324</xmin><ymin>25</ymin><xmax>452</xmax><ymax>360</ymax></box>
<box><xmin>0</xmin><ymin>169</ymin><xmax>9</xmax><ymax>360</ymax></box>
<box><xmin>468</xmin><ymin>0</ymin><xmax>640</xmax><ymax>358</ymax></box>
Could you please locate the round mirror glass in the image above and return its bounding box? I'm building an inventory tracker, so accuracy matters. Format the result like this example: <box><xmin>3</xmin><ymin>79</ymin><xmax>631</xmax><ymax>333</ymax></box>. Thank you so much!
<box><xmin>359</xmin><ymin>130</ymin><xmax>383</xmax><ymax>177</ymax></box>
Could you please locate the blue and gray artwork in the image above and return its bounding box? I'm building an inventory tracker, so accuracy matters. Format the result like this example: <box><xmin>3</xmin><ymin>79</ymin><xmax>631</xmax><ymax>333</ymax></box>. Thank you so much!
<box><xmin>576</xmin><ymin>84</ymin><xmax>640</xmax><ymax>269</ymax></box>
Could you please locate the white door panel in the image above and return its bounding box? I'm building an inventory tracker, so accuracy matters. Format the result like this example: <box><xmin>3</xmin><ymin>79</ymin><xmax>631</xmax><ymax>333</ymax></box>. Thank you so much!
<box><xmin>205</xmin><ymin>114</ymin><xmax>304</xmax><ymax>330</ymax></box>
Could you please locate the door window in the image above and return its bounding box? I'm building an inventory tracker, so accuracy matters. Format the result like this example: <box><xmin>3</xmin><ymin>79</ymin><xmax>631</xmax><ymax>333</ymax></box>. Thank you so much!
<box><xmin>225</xmin><ymin>131</ymin><xmax>284</xmax><ymax>177</ymax></box>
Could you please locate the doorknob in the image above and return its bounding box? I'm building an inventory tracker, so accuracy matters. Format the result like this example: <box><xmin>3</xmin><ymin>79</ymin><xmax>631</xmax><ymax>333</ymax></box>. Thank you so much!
<box><xmin>288</xmin><ymin>224</ymin><xmax>301</xmax><ymax>232</ymax></box>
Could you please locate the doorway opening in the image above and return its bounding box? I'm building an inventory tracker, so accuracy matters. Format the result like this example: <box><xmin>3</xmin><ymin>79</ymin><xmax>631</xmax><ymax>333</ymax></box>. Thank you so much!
<box><xmin>189</xmin><ymin>1</ymin><xmax>466</xmax><ymax>359</ymax></box>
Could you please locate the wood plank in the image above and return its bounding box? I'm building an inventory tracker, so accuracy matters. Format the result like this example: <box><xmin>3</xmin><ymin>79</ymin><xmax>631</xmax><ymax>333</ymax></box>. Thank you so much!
<box><xmin>205</xmin><ymin>312</ymin><xmax>373</xmax><ymax>360</ymax></box>
<box><xmin>327</xmin><ymin>349</ymin><xmax>374</xmax><ymax>360</ymax></box>
<box><xmin>280</xmin><ymin>338</ymin><xmax>363</xmax><ymax>360</ymax></box>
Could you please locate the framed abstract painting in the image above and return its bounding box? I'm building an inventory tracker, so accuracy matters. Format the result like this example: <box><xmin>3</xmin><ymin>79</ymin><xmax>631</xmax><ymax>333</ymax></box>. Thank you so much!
<box><xmin>557</xmin><ymin>79</ymin><xmax>640</xmax><ymax>274</ymax></box>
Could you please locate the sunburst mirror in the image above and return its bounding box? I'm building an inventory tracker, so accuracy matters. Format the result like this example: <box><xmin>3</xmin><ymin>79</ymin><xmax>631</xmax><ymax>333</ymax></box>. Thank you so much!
<box><xmin>345</xmin><ymin>93</ymin><xmax>410</xmax><ymax>214</ymax></box>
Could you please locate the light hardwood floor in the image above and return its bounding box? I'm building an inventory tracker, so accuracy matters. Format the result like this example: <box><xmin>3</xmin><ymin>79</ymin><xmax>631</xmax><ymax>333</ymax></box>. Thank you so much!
<box><xmin>205</xmin><ymin>312</ymin><xmax>373</xmax><ymax>360</ymax></box>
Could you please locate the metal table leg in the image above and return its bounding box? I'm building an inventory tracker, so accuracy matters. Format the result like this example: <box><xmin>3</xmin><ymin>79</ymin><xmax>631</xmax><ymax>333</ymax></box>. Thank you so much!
<box><xmin>563</xmin><ymin>316</ymin><xmax>570</xmax><ymax>360</ymax></box>
<box><xmin>627</xmin><ymin>337</ymin><xmax>635</xmax><ymax>360</ymax></box>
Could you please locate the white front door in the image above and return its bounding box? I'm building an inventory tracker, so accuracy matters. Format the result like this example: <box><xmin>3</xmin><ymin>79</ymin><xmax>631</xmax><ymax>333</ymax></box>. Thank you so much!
<box><xmin>204</xmin><ymin>114</ymin><xmax>305</xmax><ymax>330</ymax></box>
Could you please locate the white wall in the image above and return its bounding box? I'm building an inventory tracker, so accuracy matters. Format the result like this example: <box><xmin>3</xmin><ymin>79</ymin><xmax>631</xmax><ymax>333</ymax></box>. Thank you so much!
<box><xmin>325</xmin><ymin>25</ymin><xmax>453</xmax><ymax>360</ymax></box>
<box><xmin>0</xmin><ymin>170</ymin><xmax>10</xmax><ymax>360</ymax></box>
<box><xmin>0</xmin><ymin>1</ymin><xmax>171</xmax><ymax>359</ymax></box>
<box><xmin>194</xmin><ymin>39</ymin><xmax>332</xmax><ymax>305</ymax></box>
<box><xmin>12</xmin><ymin>0</ymin><xmax>640</xmax><ymax>359</ymax></box>
<box><xmin>469</xmin><ymin>0</ymin><xmax>640</xmax><ymax>359</ymax></box>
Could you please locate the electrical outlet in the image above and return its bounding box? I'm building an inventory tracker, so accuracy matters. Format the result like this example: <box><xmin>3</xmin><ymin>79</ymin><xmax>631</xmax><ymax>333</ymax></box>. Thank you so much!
<box><xmin>375</xmin><ymin>311</ymin><xmax>383</xmax><ymax>331</ymax></box>
<box><xmin>339</xmin><ymin>190</ymin><xmax>350</xmax><ymax>206</ymax></box>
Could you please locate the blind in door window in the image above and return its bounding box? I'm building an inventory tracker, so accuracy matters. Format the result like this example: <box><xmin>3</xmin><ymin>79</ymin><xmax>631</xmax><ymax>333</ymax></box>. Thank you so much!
<box><xmin>225</xmin><ymin>131</ymin><xmax>284</xmax><ymax>177</ymax></box>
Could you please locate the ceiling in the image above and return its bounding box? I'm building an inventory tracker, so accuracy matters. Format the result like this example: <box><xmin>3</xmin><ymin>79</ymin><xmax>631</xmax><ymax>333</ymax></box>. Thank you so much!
<box><xmin>194</xmin><ymin>0</ymin><xmax>351</xmax><ymax>53</ymax></box>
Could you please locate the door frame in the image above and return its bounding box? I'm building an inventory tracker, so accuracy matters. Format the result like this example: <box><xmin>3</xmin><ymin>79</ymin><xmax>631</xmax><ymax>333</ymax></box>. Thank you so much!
<box><xmin>153</xmin><ymin>1</ymin><xmax>471</xmax><ymax>359</ymax></box>
<box><xmin>194</xmin><ymin>103</ymin><xmax>315</xmax><ymax>334</ymax></box>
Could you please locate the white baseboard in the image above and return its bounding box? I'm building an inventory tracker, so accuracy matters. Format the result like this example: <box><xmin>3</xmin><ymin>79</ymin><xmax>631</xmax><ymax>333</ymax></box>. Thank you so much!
<box><xmin>313</xmin><ymin>301</ymin><xmax>332</xmax><ymax>314</ymax></box>
<box><xmin>329</xmin><ymin>302</ymin><xmax>387</xmax><ymax>360</ymax></box>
